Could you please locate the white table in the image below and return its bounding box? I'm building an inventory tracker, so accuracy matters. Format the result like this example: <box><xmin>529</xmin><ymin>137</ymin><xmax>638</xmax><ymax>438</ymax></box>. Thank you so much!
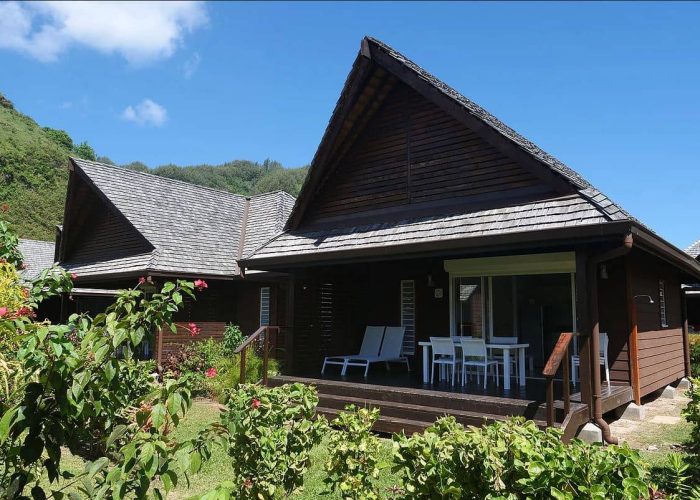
<box><xmin>418</xmin><ymin>339</ymin><xmax>530</xmax><ymax>390</ymax></box>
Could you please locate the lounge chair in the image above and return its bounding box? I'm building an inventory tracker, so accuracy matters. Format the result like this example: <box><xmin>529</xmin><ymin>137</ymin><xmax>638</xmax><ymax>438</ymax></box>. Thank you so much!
<box><xmin>344</xmin><ymin>326</ymin><xmax>410</xmax><ymax>377</ymax></box>
<box><xmin>321</xmin><ymin>326</ymin><xmax>385</xmax><ymax>375</ymax></box>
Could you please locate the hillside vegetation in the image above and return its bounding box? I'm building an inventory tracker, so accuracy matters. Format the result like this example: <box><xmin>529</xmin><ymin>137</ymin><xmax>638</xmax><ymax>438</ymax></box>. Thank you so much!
<box><xmin>0</xmin><ymin>93</ymin><xmax>308</xmax><ymax>241</ymax></box>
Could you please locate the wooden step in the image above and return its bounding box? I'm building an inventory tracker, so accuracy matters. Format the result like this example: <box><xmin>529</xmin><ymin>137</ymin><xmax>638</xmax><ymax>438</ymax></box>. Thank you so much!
<box><xmin>316</xmin><ymin>407</ymin><xmax>430</xmax><ymax>435</ymax></box>
<box><xmin>269</xmin><ymin>375</ymin><xmax>568</xmax><ymax>422</ymax></box>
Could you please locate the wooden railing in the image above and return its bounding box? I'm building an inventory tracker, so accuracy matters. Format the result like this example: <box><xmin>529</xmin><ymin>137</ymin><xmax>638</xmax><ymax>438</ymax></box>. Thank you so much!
<box><xmin>234</xmin><ymin>325</ymin><xmax>280</xmax><ymax>385</ymax></box>
<box><xmin>542</xmin><ymin>332</ymin><xmax>574</xmax><ymax>427</ymax></box>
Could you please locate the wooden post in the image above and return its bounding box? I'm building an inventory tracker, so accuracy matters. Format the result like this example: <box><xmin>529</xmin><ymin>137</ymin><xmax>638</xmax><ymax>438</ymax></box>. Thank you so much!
<box><xmin>546</xmin><ymin>377</ymin><xmax>555</xmax><ymax>427</ymax></box>
<box><xmin>575</xmin><ymin>251</ymin><xmax>593</xmax><ymax>417</ymax></box>
<box><xmin>262</xmin><ymin>327</ymin><xmax>270</xmax><ymax>385</ymax></box>
<box><xmin>682</xmin><ymin>289</ymin><xmax>692</xmax><ymax>377</ymax></box>
<box><xmin>285</xmin><ymin>273</ymin><xmax>296</xmax><ymax>374</ymax></box>
<box><xmin>156</xmin><ymin>327</ymin><xmax>164</xmax><ymax>368</ymax></box>
<box><xmin>563</xmin><ymin>346</ymin><xmax>570</xmax><ymax>415</ymax></box>
<box><xmin>626</xmin><ymin>257</ymin><xmax>642</xmax><ymax>405</ymax></box>
<box><xmin>239</xmin><ymin>347</ymin><xmax>247</xmax><ymax>384</ymax></box>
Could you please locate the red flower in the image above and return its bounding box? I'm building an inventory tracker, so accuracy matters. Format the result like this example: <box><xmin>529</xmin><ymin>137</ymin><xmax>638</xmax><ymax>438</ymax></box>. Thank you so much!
<box><xmin>194</xmin><ymin>279</ymin><xmax>208</xmax><ymax>291</ymax></box>
<box><xmin>0</xmin><ymin>307</ymin><xmax>7</xmax><ymax>318</ymax></box>
<box><xmin>251</xmin><ymin>398</ymin><xmax>261</xmax><ymax>409</ymax></box>
<box><xmin>138</xmin><ymin>276</ymin><xmax>146</xmax><ymax>285</ymax></box>
<box><xmin>243</xmin><ymin>479</ymin><xmax>253</xmax><ymax>489</ymax></box>
<box><xmin>12</xmin><ymin>306</ymin><xmax>35</xmax><ymax>319</ymax></box>
<box><xmin>70</xmin><ymin>272</ymin><xmax>78</xmax><ymax>281</ymax></box>
<box><xmin>205</xmin><ymin>367</ymin><xmax>217</xmax><ymax>378</ymax></box>
<box><xmin>0</xmin><ymin>203</ymin><xmax>8</xmax><ymax>212</ymax></box>
<box><xmin>188</xmin><ymin>322</ymin><xmax>201</xmax><ymax>337</ymax></box>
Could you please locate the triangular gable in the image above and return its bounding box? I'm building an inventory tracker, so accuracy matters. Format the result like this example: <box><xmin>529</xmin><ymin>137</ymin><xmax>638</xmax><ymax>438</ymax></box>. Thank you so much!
<box><xmin>287</xmin><ymin>36</ymin><xmax>624</xmax><ymax>230</ymax></box>
<box><xmin>59</xmin><ymin>163</ymin><xmax>154</xmax><ymax>267</ymax></box>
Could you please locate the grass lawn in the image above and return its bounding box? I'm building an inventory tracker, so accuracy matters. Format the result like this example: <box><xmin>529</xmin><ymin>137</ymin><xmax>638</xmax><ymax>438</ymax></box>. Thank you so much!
<box><xmin>49</xmin><ymin>399</ymin><xmax>403</xmax><ymax>499</ymax></box>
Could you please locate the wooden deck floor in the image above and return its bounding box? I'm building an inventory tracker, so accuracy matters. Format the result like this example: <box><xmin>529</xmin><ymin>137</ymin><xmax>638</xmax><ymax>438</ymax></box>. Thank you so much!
<box><xmin>269</xmin><ymin>372</ymin><xmax>633</xmax><ymax>440</ymax></box>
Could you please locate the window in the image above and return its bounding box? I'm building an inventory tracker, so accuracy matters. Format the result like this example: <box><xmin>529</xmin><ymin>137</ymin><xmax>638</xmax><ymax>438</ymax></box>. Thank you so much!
<box><xmin>659</xmin><ymin>280</ymin><xmax>668</xmax><ymax>328</ymax></box>
<box><xmin>400</xmin><ymin>280</ymin><xmax>416</xmax><ymax>355</ymax></box>
<box><xmin>451</xmin><ymin>277</ymin><xmax>484</xmax><ymax>338</ymax></box>
<box><xmin>259</xmin><ymin>287</ymin><xmax>271</xmax><ymax>327</ymax></box>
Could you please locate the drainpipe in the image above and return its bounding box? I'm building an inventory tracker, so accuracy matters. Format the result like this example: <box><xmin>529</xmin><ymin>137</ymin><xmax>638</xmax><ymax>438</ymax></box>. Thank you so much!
<box><xmin>587</xmin><ymin>233</ymin><xmax>633</xmax><ymax>445</ymax></box>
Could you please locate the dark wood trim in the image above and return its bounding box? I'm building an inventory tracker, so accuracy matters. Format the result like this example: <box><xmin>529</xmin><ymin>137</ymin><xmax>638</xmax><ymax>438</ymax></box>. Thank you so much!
<box><xmin>626</xmin><ymin>257</ymin><xmax>642</xmax><ymax>404</ymax></box>
<box><xmin>682</xmin><ymin>289</ymin><xmax>691</xmax><ymax>377</ymax></box>
<box><xmin>575</xmin><ymin>251</ymin><xmax>592</xmax><ymax>417</ymax></box>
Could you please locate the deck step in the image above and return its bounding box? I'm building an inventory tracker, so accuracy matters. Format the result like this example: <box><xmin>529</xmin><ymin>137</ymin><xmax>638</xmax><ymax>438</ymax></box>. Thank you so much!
<box><xmin>316</xmin><ymin>407</ymin><xmax>431</xmax><ymax>435</ymax></box>
<box><xmin>269</xmin><ymin>375</ymin><xmax>569</xmax><ymax>422</ymax></box>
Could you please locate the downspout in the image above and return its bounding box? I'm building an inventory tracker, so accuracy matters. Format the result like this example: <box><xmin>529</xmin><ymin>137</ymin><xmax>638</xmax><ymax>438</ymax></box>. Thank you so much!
<box><xmin>587</xmin><ymin>233</ymin><xmax>633</xmax><ymax>444</ymax></box>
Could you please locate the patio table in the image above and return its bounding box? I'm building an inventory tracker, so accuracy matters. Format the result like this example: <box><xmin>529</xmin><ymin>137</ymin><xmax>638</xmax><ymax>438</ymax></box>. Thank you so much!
<box><xmin>418</xmin><ymin>339</ymin><xmax>530</xmax><ymax>390</ymax></box>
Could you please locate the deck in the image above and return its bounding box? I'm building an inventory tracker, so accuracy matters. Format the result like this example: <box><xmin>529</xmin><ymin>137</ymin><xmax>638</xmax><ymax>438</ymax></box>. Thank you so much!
<box><xmin>268</xmin><ymin>373</ymin><xmax>633</xmax><ymax>441</ymax></box>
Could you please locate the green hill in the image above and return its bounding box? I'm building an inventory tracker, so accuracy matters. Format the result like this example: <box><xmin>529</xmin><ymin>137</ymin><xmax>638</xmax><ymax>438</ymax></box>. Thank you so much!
<box><xmin>0</xmin><ymin>93</ymin><xmax>307</xmax><ymax>241</ymax></box>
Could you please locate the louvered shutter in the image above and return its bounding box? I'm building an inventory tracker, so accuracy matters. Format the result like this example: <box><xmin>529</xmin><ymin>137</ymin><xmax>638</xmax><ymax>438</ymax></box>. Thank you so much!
<box><xmin>400</xmin><ymin>280</ymin><xmax>416</xmax><ymax>355</ymax></box>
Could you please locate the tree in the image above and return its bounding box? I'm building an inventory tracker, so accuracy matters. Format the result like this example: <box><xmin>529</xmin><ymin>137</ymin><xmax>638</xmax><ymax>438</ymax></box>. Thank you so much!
<box><xmin>73</xmin><ymin>141</ymin><xmax>97</xmax><ymax>161</ymax></box>
<box><xmin>122</xmin><ymin>161</ymin><xmax>149</xmax><ymax>172</ymax></box>
<box><xmin>43</xmin><ymin>127</ymin><xmax>74</xmax><ymax>150</ymax></box>
<box><xmin>96</xmin><ymin>155</ymin><xmax>115</xmax><ymax>165</ymax></box>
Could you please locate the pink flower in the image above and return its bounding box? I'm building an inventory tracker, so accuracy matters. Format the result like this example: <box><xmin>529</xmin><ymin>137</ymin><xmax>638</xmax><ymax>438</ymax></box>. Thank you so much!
<box><xmin>138</xmin><ymin>276</ymin><xmax>146</xmax><ymax>285</ymax></box>
<box><xmin>0</xmin><ymin>307</ymin><xmax>7</xmax><ymax>318</ymax></box>
<box><xmin>188</xmin><ymin>322</ymin><xmax>201</xmax><ymax>337</ymax></box>
<box><xmin>194</xmin><ymin>279</ymin><xmax>208</xmax><ymax>291</ymax></box>
<box><xmin>205</xmin><ymin>367</ymin><xmax>217</xmax><ymax>378</ymax></box>
<box><xmin>70</xmin><ymin>273</ymin><xmax>78</xmax><ymax>281</ymax></box>
<box><xmin>251</xmin><ymin>398</ymin><xmax>261</xmax><ymax>409</ymax></box>
<box><xmin>14</xmin><ymin>306</ymin><xmax>35</xmax><ymax>319</ymax></box>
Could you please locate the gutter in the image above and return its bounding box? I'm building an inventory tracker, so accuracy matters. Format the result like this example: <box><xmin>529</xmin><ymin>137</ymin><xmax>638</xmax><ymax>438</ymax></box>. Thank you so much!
<box><xmin>587</xmin><ymin>233</ymin><xmax>633</xmax><ymax>444</ymax></box>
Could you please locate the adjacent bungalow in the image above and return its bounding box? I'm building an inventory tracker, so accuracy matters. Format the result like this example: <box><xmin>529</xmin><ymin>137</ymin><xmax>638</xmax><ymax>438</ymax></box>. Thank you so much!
<box><xmin>242</xmin><ymin>37</ymin><xmax>699</xmax><ymax>440</ymax></box>
<box><xmin>684</xmin><ymin>239</ymin><xmax>700</xmax><ymax>331</ymax></box>
<box><xmin>17</xmin><ymin>238</ymin><xmax>61</xmax><ymax>321</ymax></box>
<box><xmin>58</xmin><ymin>158</ymin><xmax>295</xmax><ymax>361</ymax></box>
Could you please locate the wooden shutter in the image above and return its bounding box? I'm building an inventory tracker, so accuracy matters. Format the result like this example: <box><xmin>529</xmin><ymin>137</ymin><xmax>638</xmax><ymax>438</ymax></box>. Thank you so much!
<box><xmin>400</xmin><ymin>280</ymin><xmax>416</xmax><ymax>355</ymax></box>
<box><xmin>259</xmin><ymin>287</ymin><xmax>271</xmax><ymax>327</ymax></box>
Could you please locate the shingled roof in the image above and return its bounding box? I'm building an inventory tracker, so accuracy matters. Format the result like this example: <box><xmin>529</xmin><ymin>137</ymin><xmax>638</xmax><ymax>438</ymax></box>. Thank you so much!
<box><xmin>243</xmin><ymin>37</ymin><xmax>643</xmax><ymax>267</ymax></box>
<box><xmin>61</xmin><ymin>158</ymin><xmax>295</xmax><ymax>279</ymax></box>
<box><xmin>18</xmin><ymin>239</ymin><xmax>55</xmax><ymax>281</ymax></box>
<box><xmin>686</xmin><ymin>239</ymin><xmax>700</xmax><ymax>259</ymax></box>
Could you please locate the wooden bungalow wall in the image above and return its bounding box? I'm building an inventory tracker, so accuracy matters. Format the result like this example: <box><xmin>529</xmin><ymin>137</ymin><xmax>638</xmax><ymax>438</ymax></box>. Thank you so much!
<box><xmin>627</xmin><ymin>250</ymin><xmax>686</xmax><ymax>397</ymax></box>
<box><xmin>598</xmin><ymin>256</ymin><xmax>631</xmax><ymax>384</ymax></box>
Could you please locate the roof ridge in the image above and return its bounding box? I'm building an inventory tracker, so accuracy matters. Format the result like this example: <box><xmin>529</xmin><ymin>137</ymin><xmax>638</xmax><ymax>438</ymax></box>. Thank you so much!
<box><xmin>71</xmin><ymin>157</ymin><xmax>250</xmax><ymax>200</ymax></box>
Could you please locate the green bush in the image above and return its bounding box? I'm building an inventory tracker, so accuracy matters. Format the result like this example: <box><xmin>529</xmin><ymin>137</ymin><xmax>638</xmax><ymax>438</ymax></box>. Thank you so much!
<box><xmin>325</xmin><ymin>405</ymin><xmax>382</xmax><ymax>500</ymax></box>
<box><xmin>690</xmin><ymin>334</ymin><xmax>700</xmax><ymax>376</ymax></box>
<box><xmin>393</xmin><ymin>416</ymin><xmax>648</xmax><ymax>499</ymax></box>
<box><xmin>162</xmin><ymin>338</ymin><xmax>278</xmax><ymax>402</ymax></box>
<box><xmin>222</xmin><ymin>323</ymin><xmax>245</xmax><ymax>354</ymax></box>
<box><xmin>217</xmin><ymin>383</ymin><xmax>326</xmax><ymax>499</ymax></box>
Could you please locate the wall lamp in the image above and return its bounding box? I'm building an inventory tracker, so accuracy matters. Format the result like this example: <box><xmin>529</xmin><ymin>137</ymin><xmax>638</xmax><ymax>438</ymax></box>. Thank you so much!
<box><xmin>634</xmin><ymin>294</ymin><xmax>654</xmax><ymax>304</ymax></box>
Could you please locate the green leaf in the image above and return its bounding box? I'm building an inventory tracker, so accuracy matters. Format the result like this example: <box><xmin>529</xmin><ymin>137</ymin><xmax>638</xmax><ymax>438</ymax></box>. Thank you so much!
<box><xmin>151</xmin><ymin>404</ymin><xmax>166</xmax><ymax>430</ymax></box>
<box><xmin>0</xmin><ymin>406</ymin><xmax>19</xmax><ymax>444</ymax></box>
<box><xmin>94</xmin><ymin>343</ymin><xmax>110</xmax><ymax>363</ymax></box>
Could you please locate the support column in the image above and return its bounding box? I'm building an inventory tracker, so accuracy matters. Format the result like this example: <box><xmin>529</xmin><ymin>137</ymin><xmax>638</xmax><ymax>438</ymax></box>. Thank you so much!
<box><xmin>575</xmin><ymin>251</ymin><xmax>592</xmax><ymax>416</ymax></box>
<box><xmin>682</xmin><ymin>289</ymin><xmax>692</xmax><ymax>378</ymax></box>
<box><xmin>625</xmin><ymin>257</ymin><xmax>641</xmax><ymax>405</ymax></box>
<box><xmin>285</xmin><ymin>272</ymin><xmax>296</xmax><ymax>375</ymax></box>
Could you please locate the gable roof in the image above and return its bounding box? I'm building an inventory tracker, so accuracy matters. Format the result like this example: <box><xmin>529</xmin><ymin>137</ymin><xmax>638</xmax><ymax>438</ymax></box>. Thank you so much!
<box><xmin>18</xmin><ymin>239</ymin><xmax>55</xmax><ymax>281</ymax></box>
<box><xmin>284</xmin><ymin>36</ymin><xmax>632</xmax><ymax>232</ymax></box>
<box><xmin>243</xmin><ymin>37</ymin><xmax>643</xmax><ymax>267</ymax></box>
<box><xmin>686</xmin><ymin>239</ymin><xmax>700</xmax><ymax>259</ymax></box>
<box><xmin>61</xmin><ymin>158</ymin><xmax>295</xmax><ymax>279</ymax></box>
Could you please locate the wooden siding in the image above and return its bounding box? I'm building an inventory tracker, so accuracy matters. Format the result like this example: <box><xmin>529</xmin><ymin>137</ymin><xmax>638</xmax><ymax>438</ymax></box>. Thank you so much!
<box><xmin>598</xmin><ymin>256</ymin><xmax>630</xmax><ymax>383</ymax></box>
<box><xmin>304</xmin><ymin>82</ymin><xmax>558</xmax><ymax>226</ymax></box>
<box><xmin>157</xmin><ymin>322</ymin><xmax>227</xmax><ymax>359</ymax></box>
<box><xmin>628</xmin><ymin>250</ymin><xmax>686</xmax><ymax>396</ymax></box>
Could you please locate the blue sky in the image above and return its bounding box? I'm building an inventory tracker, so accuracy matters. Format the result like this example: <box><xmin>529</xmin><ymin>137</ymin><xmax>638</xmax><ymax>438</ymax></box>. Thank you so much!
<box><xmin>1</xmin><ymin>2</ymin><xmax>699</xmax><ymax>248</ymax></box>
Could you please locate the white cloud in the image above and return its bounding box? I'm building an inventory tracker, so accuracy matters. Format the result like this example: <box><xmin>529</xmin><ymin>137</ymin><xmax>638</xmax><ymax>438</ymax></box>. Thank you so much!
<box><xmin>183</xmin><ymin>52</ymin><xmax>201</xmax><ymax>79</ymax></box>
<box><xmin>121</xmin><ymin>99</ymin><xmax>167</xmax><ymax>127</ymax></box>
<box><xmin>0</xmin><ymin>1</ymin><xmax>207</xmax><ymax>64</ymax></box>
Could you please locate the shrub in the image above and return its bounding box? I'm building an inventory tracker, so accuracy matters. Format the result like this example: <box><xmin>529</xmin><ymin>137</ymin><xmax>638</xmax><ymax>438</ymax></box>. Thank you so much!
<box><xmin>325</xmin><ymin>405</ymin><xmax>381</xmax><ymax>500</ymax></box>
<box><xmin>217</xmin><ymin>383</ymin><xmax>326</xmax><ymax>498</ymax></box>
<box><xmin>222</xmin><ymin>323</ymin><xmax>245</xmax><ymax>354</ymax></box>
<box><xmin>690</xmin><ymin>334</ymin><xmax>700</xmax><ymax>377</ymax></box>
<box><xmin>393</xmin><ymin>416</ymin><xmax>648</xmax><ymax>499</ymax></box>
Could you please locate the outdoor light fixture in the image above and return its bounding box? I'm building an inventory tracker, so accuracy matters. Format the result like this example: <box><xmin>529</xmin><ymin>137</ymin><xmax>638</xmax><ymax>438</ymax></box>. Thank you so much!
<box><xmin>427</xmin><ymin>274</ymin><xmax>435</xmax><ymax>287</ymax></box>
<box><xmin>600</xmin><ymin>264</ymin><xmax>608</xmax><ymax>280</ymax></box>
<box><xmin>633</xmin><ymin>294</ymin><xmax>654</xmax><ymax>304</ymax></box>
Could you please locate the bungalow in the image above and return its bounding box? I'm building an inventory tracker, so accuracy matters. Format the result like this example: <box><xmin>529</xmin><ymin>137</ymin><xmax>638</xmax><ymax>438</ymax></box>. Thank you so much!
<box><xmin>57</xmin><ymin>158</ymin><xmax>295</xmax><ymax>361</ymax></box>
<box><xmin>242</xmin><ymin>37</ymin><xmax>698</xmax><ymax>441</ymax></box>
<box><xmin>684</xmin><ymin>240</ymin><xmax>700</xmax><ymax>331</ymax></box>
<box><xmin>17</xmin><ymin>238</ymin><xmax>61</xmax><ymax>321</ymax></box>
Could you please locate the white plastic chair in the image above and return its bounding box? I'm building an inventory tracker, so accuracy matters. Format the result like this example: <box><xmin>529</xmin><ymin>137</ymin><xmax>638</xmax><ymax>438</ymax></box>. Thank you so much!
<box><xmin>321</xmin><ymin>326</ymin><xmax>384</xmax><ymax>375</ymax></box>
<box><xmin>430</xmin><ymin>337</ymin><xmax>458</xmax><ymax>386</ymax></box>
<box><xmin>344</xmin><ymin>326</ymin><xmax>409</xmax><ymax>377</ymax></box>
<box><xmin>460</xmin><ymin>338</ymin><xmax>499</xmax><ymax>389</ymax></box>
<box><xmin>571</xmin><ymin>332</ymin><xmax>610</xmax><ymax>387</ymax></box>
